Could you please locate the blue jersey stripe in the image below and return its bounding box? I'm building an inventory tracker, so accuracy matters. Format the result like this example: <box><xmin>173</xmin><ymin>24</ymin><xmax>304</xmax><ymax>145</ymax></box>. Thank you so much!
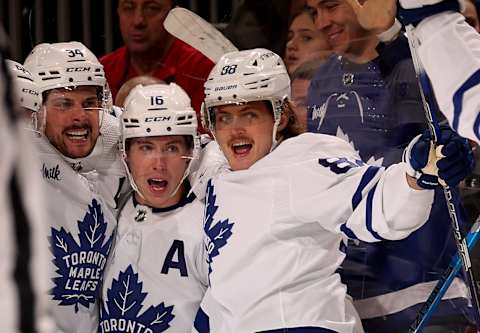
<box><xmin>340</xmin><ymin>223</ymin><xmax>358</xmax><ymax>240</ymax></box>
<box><xmin>352</xmin><ymin>166</ymin><xmax>381</xmax><ymax>210</ymax></box>
<box><xmin>474</xmin><ymin>110</ymin><xmax>480</xmax><ymax>141</ymax></box>
<box><xmin>194</xmin><ymin>307</ymin><xmax>210</xmax><ymax>333</ymax></box>
<box><xmin>452</xmin><ymin>69</ymin><xmax>480</xmax><ymax>132</ymax></box>
<box><xmin>366</xmin><ymin>184</ymin><xmax>387</xmax><ymax>241</ymax></box>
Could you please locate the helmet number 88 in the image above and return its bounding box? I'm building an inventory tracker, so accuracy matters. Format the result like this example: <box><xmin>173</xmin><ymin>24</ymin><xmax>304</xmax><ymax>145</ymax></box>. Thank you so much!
<box><xmin>220</xmin><ymin>65</ymin><xmax>237</xmax><ymax>75</ymax></box>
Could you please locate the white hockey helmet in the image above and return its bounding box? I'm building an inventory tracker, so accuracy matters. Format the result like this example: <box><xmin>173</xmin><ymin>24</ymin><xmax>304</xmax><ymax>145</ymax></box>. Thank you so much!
<box><xmin>202</xmin><ymin>48</ymin><xmax>290</xmax><ymax>146</ymax></box>
<box><xmin>121</xmin><ymin>83</ymin><xmax>199</xmax><ymax>197</ymax></box>
<box><xmin>23</xmin><ymin>41</ymin><xmax>105</xmax><ymax>95</ymax></box>
<box><xmin>5</xmin><ymin>59</ymin><xmax>41</xmax><ymax>112</ymax></box>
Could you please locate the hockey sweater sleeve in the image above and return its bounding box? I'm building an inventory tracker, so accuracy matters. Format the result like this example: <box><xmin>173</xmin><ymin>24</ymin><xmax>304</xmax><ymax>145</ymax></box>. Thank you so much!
<box><xmin>416</xmin><ymin>11</ymin><xmax>480</xmax><ymax>142</ymax></box>
<box><xmin>288</xmin><ymin>135</ymin><xmax>434</xmax><ymax>242</ymax></box>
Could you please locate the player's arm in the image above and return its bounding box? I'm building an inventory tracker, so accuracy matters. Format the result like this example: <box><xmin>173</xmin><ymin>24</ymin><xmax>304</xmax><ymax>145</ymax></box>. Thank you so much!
<box><xmin>290</xmin><ymin>129</ymin><xmax>473</xmax><ymax>242</ymax></box>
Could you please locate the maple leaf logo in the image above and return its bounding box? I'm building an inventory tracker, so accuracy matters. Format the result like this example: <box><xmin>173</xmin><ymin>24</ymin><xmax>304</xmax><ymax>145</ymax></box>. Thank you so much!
<box><xmin>204</xmin><ymin>180</ymin><xmax>234</xmax><ymax>282</ymax></box>
<box><xmin>99</xmin><ymin>265</ymin><xmax>175</xmax><ymax>333</ymax></box>
<box><xmin>49</xmin><ymin>199</ymin><xmax>113</xmax><ymax>312</ymax></box>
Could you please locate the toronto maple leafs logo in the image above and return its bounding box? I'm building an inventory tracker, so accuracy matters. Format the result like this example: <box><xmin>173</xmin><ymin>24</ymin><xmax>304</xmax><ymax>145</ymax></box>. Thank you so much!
<box><xmin>204</xmin><ymin>180</ymin><xmax>234</xmax><ymax>282</ymax></box>
<box><xmin>50</xmin><ymin>199</ymin><xmax>113</xmax><ymax>312</ymax></box>
<box><xmin>99</xmin><ymin>265</ymin><xmax>174</xmax><ymax>333</ymax></box>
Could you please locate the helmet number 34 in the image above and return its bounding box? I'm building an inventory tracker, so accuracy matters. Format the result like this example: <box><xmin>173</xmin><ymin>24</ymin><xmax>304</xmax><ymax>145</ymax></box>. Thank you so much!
<box><xmin>66</xmin><ymin>49</ymin><xmax>84</xmax><ymax>58</ymax></box>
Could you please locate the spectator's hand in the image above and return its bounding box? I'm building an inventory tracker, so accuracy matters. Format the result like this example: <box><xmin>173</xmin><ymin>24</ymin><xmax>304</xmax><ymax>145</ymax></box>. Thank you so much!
<box><xmin>404</xmin><ymin>127</ymin><xmax>475</xmax><ymax>189</ymax></box>
<box><xmin>344</xmin><ymin>0</ymin><xmax>397</xmax><ymax>34</ymax></box>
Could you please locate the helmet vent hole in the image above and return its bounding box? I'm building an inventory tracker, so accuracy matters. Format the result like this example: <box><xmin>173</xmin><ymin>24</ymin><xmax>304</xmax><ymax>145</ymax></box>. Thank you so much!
<box><xmin>217</xmin><ymin>96</ymin><xmax>222</xmax><ymax>101</ymax></box>
<box><xmin>233</xmin><ymin>94</ymin><xmax>237</xmax><ymax>99</ymax></box>
<box><xmin>252</xmin><ymin>60</ymin><xmax>258</xmax><ymax>66</ymax></box>
<box><xmin>88</xmin><ymin>77</ymin><xmax>92</xmax><ymax>81</ymax></box>
<box><xmin>69</xmin><ymin>78</ymin><xmax>74</xmax><ymax>82</ymax></box>
<box><xmin>167</xmin><ymin>126</ymin><xmax>172</xmax><ymax>132</ymax></box>
<box><xmin>146</xmin><ymin>128</ymin><xmax>151</xmax><ymax>133</ymax></box>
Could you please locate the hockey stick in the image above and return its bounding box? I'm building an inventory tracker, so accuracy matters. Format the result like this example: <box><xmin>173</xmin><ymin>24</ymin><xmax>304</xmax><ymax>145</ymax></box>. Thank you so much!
<box><xmin>164</xmin><ymin>7</ymin><xmax>238</xmax><ymax>63</ymax></box>
<box><xmin>408</xmin><ymin>218</ymin><xmax>480</xmax><ymax>333</ymax></box>
<box><xmin>405</xmin><ymin>24</ymin><xmax>480</xmax><ymax>331</ymax></box>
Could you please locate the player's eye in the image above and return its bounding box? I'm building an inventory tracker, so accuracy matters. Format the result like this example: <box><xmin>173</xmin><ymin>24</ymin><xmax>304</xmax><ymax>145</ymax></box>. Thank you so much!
<box><xmin>166</xmin><ymin>144</ymin><xmax>180</xmax><ymax>154</ymax></box>
<box><xmin>138</xmin><ymin>144</ymin><xmax>153</xmax><ymax>152</ymax></box>
<box><xmin>83</xmin><ymin>99</ymin><xmax>100</xmax><ymax>109</ymax></box>
<box><xmin>217</xmin><ymin>113</ymin><xmax>233</xmax><ymax>124</ymax></box>
<box><xmin>52</xmin><ymin>99</ymin><xmax>73</xmax><ymax>110</ymax></box>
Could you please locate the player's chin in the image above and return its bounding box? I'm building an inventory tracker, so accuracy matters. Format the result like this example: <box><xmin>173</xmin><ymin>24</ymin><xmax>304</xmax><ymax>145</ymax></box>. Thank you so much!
<box><xmin>63</xmin><ymin>142</ymin><xmax>95</xmax><ymax>159</ymax></box>
<box><xmin>228</xmin><ymin>153</ymin><xmax>258</xmax><ymax>171</ymax></box>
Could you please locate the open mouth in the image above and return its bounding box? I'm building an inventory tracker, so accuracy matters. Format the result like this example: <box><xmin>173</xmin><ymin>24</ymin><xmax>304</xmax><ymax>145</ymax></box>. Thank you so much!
<box><xmin>148</xmin><ymin>178</ymin><xmax>168</xmax><ymax>192</ymax></box>
<box><xmin>65</xmin><ymin>129</ymin><xmax>89</xmax><ymax>142</ymax></box>
<box><xmin>231</xmin><ymin>141</ymin><xmax>253</xmax><ymax>156</ymax></box>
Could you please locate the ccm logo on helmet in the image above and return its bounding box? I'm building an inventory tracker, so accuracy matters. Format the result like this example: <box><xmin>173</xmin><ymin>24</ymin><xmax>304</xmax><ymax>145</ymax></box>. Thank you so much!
<box><xmin>22</xmin><ymin>88</ymin><xmax>39</xmax><ymax>96</ymax></box>
<box><xmin>66</xmin><ymin>67</ymin><xmax>91</xmax><ymax>72</ymax></box>
<box><xmin>145</xmin><ymin>116</ymin><xmax>171</xmax><ymax>122</ymax></box>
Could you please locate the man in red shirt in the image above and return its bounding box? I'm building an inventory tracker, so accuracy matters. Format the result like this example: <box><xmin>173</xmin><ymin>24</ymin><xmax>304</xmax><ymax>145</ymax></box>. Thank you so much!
<box><xmin>100</xmin><ymin>0</ymin><xmax>215</xmax><ymax>133</ymax></box>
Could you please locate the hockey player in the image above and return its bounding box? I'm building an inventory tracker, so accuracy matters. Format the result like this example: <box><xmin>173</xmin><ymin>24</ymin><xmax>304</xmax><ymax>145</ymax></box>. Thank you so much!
<box><xmin>192</xmin><ymin>48</ymin><xmax>474</xmax><ymax>332</ymax></box>
<box><xmin>5</xmin><ymin>59</ymin><xmax>41</xmax><ymax>125</ymax></box>
<box><xmin>98</xmin><ymin>83</ymin><xmax>207</xmax><ymax>333</ymax></box>
<box><xmin>24</xmin><ymin>42</ymin><xmax>126</xmax><ymax>333</ymax></box>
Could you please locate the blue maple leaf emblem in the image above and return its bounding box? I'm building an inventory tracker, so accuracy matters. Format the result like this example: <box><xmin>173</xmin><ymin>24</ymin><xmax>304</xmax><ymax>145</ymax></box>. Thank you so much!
<box><xmin>50</xmin><ymin>199</ymin><xmax>113</xmax><ymax>312</ymax></box>
<box><xmin>99</xmin><ymin>265</ymin><xmax>175</xmax><ymax>333</ymax></box>
<box><xmin>204</xmin><ymin>180</ymin><xmax>234</xmax><ymax>281</ymax></box>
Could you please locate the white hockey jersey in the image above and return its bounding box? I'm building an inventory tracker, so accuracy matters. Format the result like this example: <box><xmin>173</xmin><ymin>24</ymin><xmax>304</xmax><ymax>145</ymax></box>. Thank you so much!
<box><xmin>99</xmin><ymin>192</ymin><xmax>207</xmax><ymax>333</ymax></box>
<box><xmin>193</xmin><ymin>133</ymin><xmax>434</xmax><ymax>333</ymax></box>
<box><xmin>33</xmin><ymin>113</ymin><xmax>126</xmax><ymax>333</ymax></box>
<box><xmin>415</xmin><ymin>11</ymin><xmax>480</xmax><ymax>142</ymax></box>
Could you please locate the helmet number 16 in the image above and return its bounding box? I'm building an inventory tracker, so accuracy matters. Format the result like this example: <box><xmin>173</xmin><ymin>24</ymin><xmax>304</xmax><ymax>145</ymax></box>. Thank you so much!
<box><xmin>150</xmin><ymin>96</ymin><xmax>164</xmax><ymax>106</ymax></box>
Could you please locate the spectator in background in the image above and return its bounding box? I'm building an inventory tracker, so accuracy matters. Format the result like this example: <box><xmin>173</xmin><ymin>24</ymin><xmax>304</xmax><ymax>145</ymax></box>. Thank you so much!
<box><xmin>284</xmin><ymin>9</ymin><xmax>331</xmax><ymax>74</ymax></box>
<box><xmin>305</xmin><ymin>0</ymin><xmax>473</xmax><ymax>331</ymax></box>
<box><xmin>290</xmin><ymin>59</ymin><xmax>325</xmax><ymax>130</ymax></box>
<box><xmin>114</xmin><ymin>75</ymin><xmax>163</xmax><ymax>106</ymax></box>
<box><xmin>100</xmin><ymin>0</ymin><xmax>214</xmax><ymax>133</ymax></box>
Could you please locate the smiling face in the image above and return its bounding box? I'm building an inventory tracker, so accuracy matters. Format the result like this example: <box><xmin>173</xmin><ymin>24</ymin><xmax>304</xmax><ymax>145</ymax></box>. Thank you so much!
<box><xmin>212</xmin><ymin>101</ymin><xmax>278</xmax><ymax>171</ymax></box>
<box><xmin>306</xmin><ymin>0</ymin><xmax>375</xmax><ymax>59</ymax></box>
<box><xmin>126</xmin><ymin>135</ymin><xmax>192</xmax><ymax>208</ymax></box>
<box><xmin>43</xmin><ymin>86</ymin><xmax>100</xmax><ymax>158</ymax></box>
<box><xmin>285</xmin><ymin>11</ymin><xmax>330</xmax><ymax>74</ymax></box>
<box><xmin>118</xmin><ymin>0</ymin><xmax>172</xmax><ymax>55</ymax></box>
